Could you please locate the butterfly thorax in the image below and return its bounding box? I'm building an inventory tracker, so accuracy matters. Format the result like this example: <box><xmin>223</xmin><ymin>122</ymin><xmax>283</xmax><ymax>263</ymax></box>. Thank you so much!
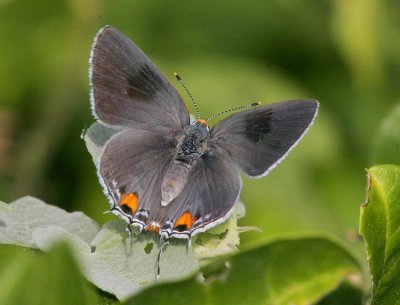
<box><xmin>161</xmin><ymin>121</ymin><xmax>209</xmax><ymax>206</ymax></box>
<box><xmin>176</xmin><ymin>122</ymin><xmax>209</xmax><ymax>162</ymax></box>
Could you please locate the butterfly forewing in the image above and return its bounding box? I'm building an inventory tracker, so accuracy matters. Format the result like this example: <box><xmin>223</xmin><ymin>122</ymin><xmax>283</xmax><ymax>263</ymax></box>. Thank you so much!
<box><xmin>90</xmin><ymin>26</ymin><xmax>190</xmax><ymax>132</ymax></box>
<box><xmin>210</xmin><ymin>100</ymin><xmax>318</xmax><ymax>177</ymax></box>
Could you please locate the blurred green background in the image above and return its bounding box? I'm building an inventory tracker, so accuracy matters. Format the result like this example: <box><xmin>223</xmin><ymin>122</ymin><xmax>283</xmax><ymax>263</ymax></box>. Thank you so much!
<box><xmin>0</xmin><ymin>0</ymin><xmax>399</xmax><ymax>249</ymax></box>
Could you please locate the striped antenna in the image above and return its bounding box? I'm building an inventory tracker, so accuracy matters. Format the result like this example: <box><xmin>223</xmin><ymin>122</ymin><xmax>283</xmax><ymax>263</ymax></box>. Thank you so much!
<box><xmin>175</xmin><ymin>73</ymin><xmax>201</xmax><ymax>119</ymax></box>
<box><xmin>207</xmin><ymin>102</ymin><xmax>261</xmax><ymax>122</ymax></box>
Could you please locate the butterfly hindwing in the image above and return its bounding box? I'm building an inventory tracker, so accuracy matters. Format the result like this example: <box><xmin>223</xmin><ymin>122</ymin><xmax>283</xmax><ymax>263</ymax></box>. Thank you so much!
<box><xmin>99</xmin><ymin>128</ymin><xmax>176</xmax><ymax>225</ymax></box>
<box><xmin>210</xmin><ymin>100</ymin><xmax>318</xmax><ymax>177</ymax></box>
<box><xmin>163</xmin><ymin>144</ymin><xmax>242</xmax><ymax>237</ymax></box>
<box><xmin>90</xmin><ymin>26</ymin><xmax>190</xmax><ymax>133</ymax></box>
<box><xmin>98</xmin><ymin>129</ymin><xmax>242</xmax><ymax>238</ymax></box>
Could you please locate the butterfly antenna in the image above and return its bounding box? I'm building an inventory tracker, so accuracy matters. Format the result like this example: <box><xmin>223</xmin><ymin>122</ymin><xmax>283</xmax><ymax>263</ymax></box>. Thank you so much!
<box><xmin>175</xmin><ymin>73</ymin><xmax>201</xmax><ymax>119</ymax></box>
<box><xmin>207</xmin><ymin>102</ymin><xmax>261</xmax><ymax>122</ymax></box>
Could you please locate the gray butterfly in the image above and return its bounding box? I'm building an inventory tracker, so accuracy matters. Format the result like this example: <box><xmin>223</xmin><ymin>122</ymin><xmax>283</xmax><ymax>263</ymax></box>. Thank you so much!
<box><xmin>88</xmin><ymin>25</ymin><xmax>319</xmax><ymax>242</ymax></box>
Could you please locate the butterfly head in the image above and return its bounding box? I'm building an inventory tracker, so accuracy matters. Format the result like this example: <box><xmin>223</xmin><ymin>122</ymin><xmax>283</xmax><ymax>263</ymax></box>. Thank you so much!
<box><xmin>196</xmin><ymin>118</ymin><xmax>208</xmax><ymax>126</ymax></box>
<box><xmin>192</xmin><ymin>119</ymin><xmax>209</xmax><ymax>137</ymax></box>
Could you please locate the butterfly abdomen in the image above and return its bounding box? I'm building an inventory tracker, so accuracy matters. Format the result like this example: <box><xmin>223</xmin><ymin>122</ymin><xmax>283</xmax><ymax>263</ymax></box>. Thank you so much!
<box><xmin>161</xmin><ymin>161</ymin><xmax>191</xmax><ymax>206</ymax></box>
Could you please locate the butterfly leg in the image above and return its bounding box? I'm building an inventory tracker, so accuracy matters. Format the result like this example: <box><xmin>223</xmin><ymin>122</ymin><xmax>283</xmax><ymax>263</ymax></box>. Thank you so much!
<box><xmin>156</xmin><ymin>235</ymin><xmax>170</xmax><ymax>279</ymax></box>
<box><xmin>126</xmin><ymin>223</ymin><xmax>133</xmax><ymax>244</ymax></box>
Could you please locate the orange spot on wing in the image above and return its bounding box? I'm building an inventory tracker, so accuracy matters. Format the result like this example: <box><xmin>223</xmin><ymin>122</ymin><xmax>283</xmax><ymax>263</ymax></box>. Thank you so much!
<box><xmin>119</xmin><ymin>193</ymin><xmax>138</xmax><ymax>214</ymax></box>
<box><xmin>174</xmin><ymin>212</ymin><xmax>196</xmax><ymax>230</ymax></box>
<box><xmin>197</xmin><ymin>119</ymin><xmax>208</xmax><ymax>126</ymax></box>
<box><xmin>146</xmin><ymin>223</ymin><xmax>160</xmax><ymax>234</ymax></box>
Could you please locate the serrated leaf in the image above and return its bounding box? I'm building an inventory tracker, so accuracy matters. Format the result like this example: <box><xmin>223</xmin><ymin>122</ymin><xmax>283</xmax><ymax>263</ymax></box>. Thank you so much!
<box><xmin>360</xmin><ymin>165</ymin><xmax>400</xmax><ymax>305</ymax></box>
<box><xmin>125</xmin><ymin>235</ymin><xmax>362</xmax><ymax>305</ymax></box>
<box><xmin>371</xmin><ymin>103</ymin><xmax>400</xmax><ymax>165</ymax></box>
<box><xmin>0</xmin><ymin>196</ymin><xmax>99</xmax><ymax>248</ymax></box>
<box><xmin>0</xmin><ymin>244</ymin><xmax>97</xmax><ymax>305</ymax></box>
<box><xmin>32</xmin><ymin>220</ymin><xmax>199</xmax><ymax>300</ymax></box>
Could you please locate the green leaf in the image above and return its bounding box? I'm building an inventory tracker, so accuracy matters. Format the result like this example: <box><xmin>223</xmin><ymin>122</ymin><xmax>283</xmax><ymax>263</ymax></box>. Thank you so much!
<box><xmin>0</xmin><ymin>244</ymin><xmax>97</xmax><ymax>305</ymax></box>
<box><xmin>0</xmin><ymin>196</ymin><xmax>249</xmax><ymax>300</ymax></box>
<box><xmin>83</xmin><ymin>122</ymin><xmax>122</xmax><ymax>163</ymax></box>
<box><xmin>360</xmin><ymin>165</ymin><xmax>400</xmax><ymax>305</ymax></box>
<box><xmin>125</xmin><ymin>235</ymin><xmax>362</xmax><ymax>305</ymax></box>
<box><xmin>193</xmin><ymin>200</ymin><xmax>249</xmax><ymax>260</ymax></box>
<box><xmin>0</xmin><ymin>201</ymin><xmax>11</xmax><ymax>211</ymax></box>
<box><xmin>0</xmin><ymin>196</ymin><xmax>100</xmax><ymax>248</ymax></box>
<box><xmin>32</xmin><ymin>220</ymin><xmax>199</xmax><ymax>300</ymax></box>
<box><xmin>371</xmin><ymin>103</ymin><xmax>400</xmax><ymax>165</ymax></box>
<box><xmin>0</xmin><ymin>197</ymin><xmax>199</xmax><ymax>300</ymax></box>
<box><xmin>316</xmin><ymin>280</ymin><xmax>364</xmax><ymax>305</ymax></box>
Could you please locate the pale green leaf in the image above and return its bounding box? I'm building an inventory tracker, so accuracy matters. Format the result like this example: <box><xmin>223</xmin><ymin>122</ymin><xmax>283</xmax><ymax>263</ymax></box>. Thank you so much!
<box><xmin>0</xmin><ymin>196</ymin><xmax>250</xmax><ymax>300</ymax></box>
<box><xmin>83</xmin><ymin>122</ymin><xmax>122</xmax><ymax>163</ymax></box>
<box><xmin>32</xmin><ymin>220</ymin><xmax>199</xmax><ymax>300</ymax></box>
<box><xmin>0</xmin><ymin>201</ymin><xmax>11</xmax><ymax>211</ymax></box>
<box><xmin>0</xmin><ymin>196</ymin><xmax>99</xmax><ymax>248</ymax></box>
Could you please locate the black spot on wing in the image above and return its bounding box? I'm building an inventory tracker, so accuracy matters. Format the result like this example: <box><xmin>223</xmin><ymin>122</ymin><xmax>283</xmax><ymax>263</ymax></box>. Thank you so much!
<box><xmin>174</xmin><ymin>224</ymin><xmax>188</xmax><ymax>232</ymax></box>
<box><xmin>120</xmin><ymin>204</ymin><xmax>134</xmax><ymax>215</ymax></box>
<box><xmin>245</xmin><ymin>109</ymin><xmax>273</xmax><ymax>142</ymax></box>
<box><xmin>126</xmin><ymin>63</ymin><xmax>164</xmax><ymax>99</ymax></box>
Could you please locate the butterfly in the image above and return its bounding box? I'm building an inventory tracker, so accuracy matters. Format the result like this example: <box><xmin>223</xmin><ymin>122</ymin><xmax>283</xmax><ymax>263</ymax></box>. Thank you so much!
<box><xmin>89</xmin><ymin>25</ymin><xmax>318</xmax><ymax>242</ymax></box>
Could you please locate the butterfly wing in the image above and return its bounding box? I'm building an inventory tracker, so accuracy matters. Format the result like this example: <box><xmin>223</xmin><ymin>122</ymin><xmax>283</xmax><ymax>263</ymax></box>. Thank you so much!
<box><xmin>158</xmin><ymin>144</ymin><xmax>242</xmax><ymax>238</ymax></box>
<box><xmin>90</xmin><ymin>26</ymin><xmax>190</xmax><ymax>132</ymax></box>
<box><xmin>99</xmin><ymin>128</ymin><xmax>176</xmax><ymax>225</ymax></box>
<box><xmin>210</xmin><ymin>100</ymin><xmax>318</xmax><ymax>177</ymax></box>
<box><xmin>98</xmin><ymin>129</ymin><xmax>241</xmax><ymax>237</ymax></box>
